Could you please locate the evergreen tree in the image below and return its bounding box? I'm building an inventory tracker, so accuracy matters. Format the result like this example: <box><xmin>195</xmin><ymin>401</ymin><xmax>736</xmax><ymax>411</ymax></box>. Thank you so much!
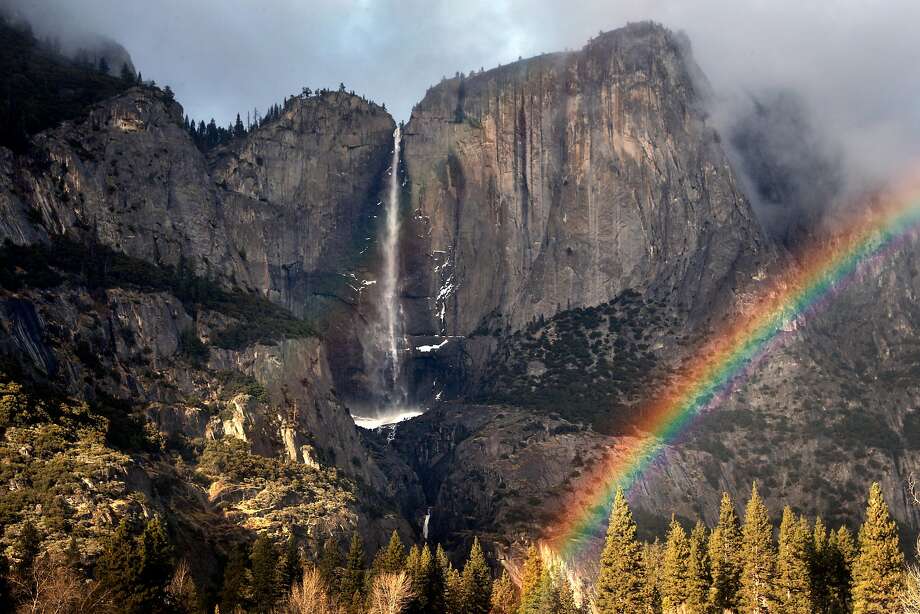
<box><xmin>686</xmin><ymin>521</ymin><xmax>710</xmax><ymax>613</ymax></box>
<box><xmin>405</xmin><ymin>544</ymin><xmax>443</xmax><ymax>614</ymax></box>
<box><xmin>98</xmin><ymin>56</ymin><xmax>110</xmax><ymax>74</ymax></box>
<box><xmin>593</xmin><ymin>487</ymin><xmax>645</xmax><ymax>613</ymax></box>
<box><xmin>810</xmin><ymin>516</ymin><xmax>832</xmax><ymax>614</ymax></box>
<box><xmin>233</xmin><ymin>113</ymin><xmax>246</xmax><ymax>138</ymax></box>
<box><xmin>740</xmin><ymin>483</ymin><xmax>775</xmax><ymax>613</ymax></box>
<box><xmin>640</xmin><ymin>540</ymin><xmax>663</xmax><ymax>613</ymax></box>
<box><xmin>120</xmin><ymin>62</ymin><xmax>133</xmax><ymax>82</ymax></box>
<box><xmin>554</xmin><ymin>571</ymin><xmax>580</xmax><ymax>614</ymax></box>
<box><xmin>851</xmin><ymin>482</ymin><xmax>905</xmax><ymax>613</ymax></box>
<box><xmin>661</xmin><ymin>518</ymin><xmax>691</xmax><ymax>612</ymax></box>
<box><xmin>776</xmin><ymin>508</ymin><xmax>814</xmax><ymax>613</ymax></box>
<box><xmin>461</xmin><ymin>537</ymin><xmax>492</xmax><ymax>614</ymax></box>
<box><xmin>14</xmin><ymin>521</ymin><xmax>41</xmax><ymax>578</ymax></box>
<box><xmin>220</xmin><ymin>545</ymin><xmax>250</xmax><ymax>614</ymax></box>
<box><xmin>708</xmin><ymin>492</ymin><xmax>743</xmax><ymax>612</ymax></box>
<box><xmin>250</xmin><ymin>535</ymin><xmax>278</xmax><ymax>612</ymax></box>
<box><xmin>138</xmin><ymin>517</ymin><xmax>174</xmax><ymax>608</ymax></box>
<box><xmin>518</xmin><ymin>544</ymin><xmax>543</xmax><ymax>607</ymax></box>
<box><xmin>341</xmin><ymin>532</ymin><xmax>366</xmax><ymax>610</ymax></box>
<box><xmin>317</xmin><ymin>536</ymin><xmax>342</xmax><ymax>587</ymax></box>
<box><xmin>438</xmin><ymin>545</ymin><xmax>463</xmax><ymax>613</ymax></box>
<box><xmin>827</xmin><ymin>526</ymin><xmax>856</xmax><ymax>614</ymax></box>
<box><xmin>530</xmin><ymin>568</ymin><xmax>560</xmax><ymax>614</ymax></box>
<box><xmin>96</xmin><ymin>518</ymin><xmax>174</xmax><ymax>613</ymax></box>
<box><xmin>372</xmin><ymin>530</ymin><xmax>407</xmax><ymax>579</ymax></box>
<box><xmin>279</xmin><ymin>534</ymin><xmax>302</xmax><ymax>589</ymax></box>
<box><xmin>489</xmin><ymin>569</ymin><xmax>517</xmax><ymax>614</ymax></box>
<box><xmin>95</xmin><ymin>520</ymin><xmax>140</xmax><ymax>610</ymax></box>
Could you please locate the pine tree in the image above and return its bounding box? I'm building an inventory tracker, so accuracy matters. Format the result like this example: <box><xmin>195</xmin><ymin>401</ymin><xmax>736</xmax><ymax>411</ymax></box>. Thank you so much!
<box><xmin>461</xmin><ymin>538</ymin><xmax>492</xmax><ymax>614</ymax></box>
<box><xmin>554</xmin><ymin>570</ymin><xmax>580</xmax><ymax>614</ymax></box>
<box><xmin>518</xmin><ymin>544</ymin><xmax>543</xmax><ymax>607</ymax></box>
<box><xmin>405</xmin><ymin>545</ymin><xmax>434</xmax><ymax>614</ymax></box>
<box><xmin>219</xmin><ymin>545</ymin><xmax>250</xmax><ymax>614</ymax></box>
<box><xmin>686</xmin><ymin>521</ymin><xmax>710</xmax><ymax>613</ymax></box>
<box><xmin>317</xmin><ymin>536</ymin><xmax>342</xmax><ymax>587</ymax></box>
<box><xmin>709</xmin><ymin>492</ymin><xmax>743</xmax><ymax>612</ymax></box>
<box><xmin>371</xmin><ymin>530</ymin><xmax>407</xmax><ymax>580</ymax></box>
<box><xmin>96</xmin><ymin>518</ymin><xmax>174</xmax><ymax>613</ymax></box>
<box><xmin>341</xmin><ymin>532</ymin><xmax>366</xmax><ymax>610</ymax></box>
<box><xmin>852</xmin><ymin>482</ymin><xmax>905</xmax><ymax>613</ymax></box>
<box><xmin>810</xmin><ymin>516</ymin><xmax>832</xmax><ymax>613</ymax></box>
<box><xmin>120</xmin><ymin>62</ymin><xmax>134</xmax><ymax>82</ymax></box>
<box><xmin>137</xmin><ymin>517</ymin><xmax>174</xmax><ymax>609</ymax></box>
<box><xmin>14</xmin><ymin>521</ymin><xmax>41</xmax><ymax>578</ymax></box>
<box><xmin>640</xmin><ymin>540</ymin><xmax>663</xmax><ymax>612</ymax></box>
<box><xmin>489</xmin><ymin>569</ymin><xmax>517</xmax><ymax>614</ymax></box>
<box><xmin>438</xmin><ymin>544</ymin><xmax>463</xmax><ymax>613</ymax></box>
<box><xmin>279</xmin><ymin>534</ymin><xmax>302</xmax><ymax>589</ymax></box>
<box><xmin>740</xmin><ymin>483</ymin><xmax>775</xmax><ymax>613</ymax></box>
<box><xmin>776</xmin><ymin>508</ymin><xmax>814</xmax><ymax>613</ymax></box>
<box><xmin>250</xmin><ymin>535</ymin><xmax>279</xmax><ymax>612</ymax></box>
<box><xmin>662</xmin><ymin>518</ymin><xmax>691</xmax><ymax>612</ymax></box>
<box><xmin>234</xmin><ymin>113</ymin><xmax>246</xmax><ymax>138</ymax></box>
<box><xmin>825</xmin><ymin>526</ymin><xmax>857</xmax><ymax>614</ymax></box>
<box><xmin>594</xmin><ymin>487</ymin><xmax>645</xmax><ymax>613</ymax></box>
<box><xmin>98</xmin><ymin>56</ymin><xmax>110</xmax><ymax>74</ymax></box>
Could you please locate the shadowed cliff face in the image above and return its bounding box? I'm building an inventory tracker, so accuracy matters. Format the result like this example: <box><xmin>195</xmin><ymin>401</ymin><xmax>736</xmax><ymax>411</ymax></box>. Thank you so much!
<box><xmin>210</xmin><ymin>91</ymin><xmax>395</xmax><ymax>316</ymax></box>
<box><xmin>402</xmin><ymin>22</ymin><xmax>769</xmax><ymax>344</ymax></box>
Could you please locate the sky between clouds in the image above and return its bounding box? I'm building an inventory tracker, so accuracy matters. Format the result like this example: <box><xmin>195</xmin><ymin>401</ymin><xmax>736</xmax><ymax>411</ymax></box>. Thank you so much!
<box><xmin>5</xmin><ymin>0</ymin><xmax>920</xmax><ymax>190</ymax></box>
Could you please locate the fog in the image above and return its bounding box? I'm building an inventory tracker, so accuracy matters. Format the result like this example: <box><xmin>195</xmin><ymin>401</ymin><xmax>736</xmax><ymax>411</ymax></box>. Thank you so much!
<box><xmin>4</xmin><ymin>0</ymin><xmax>920</xmax><ymax>222</ymax></box>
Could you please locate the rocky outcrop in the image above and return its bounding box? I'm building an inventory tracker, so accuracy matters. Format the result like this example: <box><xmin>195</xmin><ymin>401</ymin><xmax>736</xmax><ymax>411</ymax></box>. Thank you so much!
<box><xmin>402</xmin><ymin>22</ymin><xmax>769</xmax><ymax>344</ymax></box>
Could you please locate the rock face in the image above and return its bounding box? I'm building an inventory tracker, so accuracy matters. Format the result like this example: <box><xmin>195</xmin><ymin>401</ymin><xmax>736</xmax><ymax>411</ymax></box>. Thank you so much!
<box><xmin>211</xmin><ymin>91</ymin><xmax>395</xmax><ymax>316</ymax></box>
<box><xmin>0</xmin><ymin>87</ymin><xmax>239</xmax><ymax>276</ymax></box>
<box><xmin>402</xmin><ymin>22</ymin><xmax>768</xmax><ymax>344</ymax></box>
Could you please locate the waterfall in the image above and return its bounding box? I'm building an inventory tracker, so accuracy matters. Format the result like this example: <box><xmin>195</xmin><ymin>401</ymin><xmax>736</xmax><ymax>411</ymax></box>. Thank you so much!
<box><xmin>379</xmin><ymin>125</ymin><xmax>405</xmax><ymax>406</ymax></box>
<box><xmin>423</xmin><ymin>507</ymin><xmax>431</xmax><ymax>540</ymax></box>
<box><xmin>353</xmin><ymin>125</ymin><xmax>422</xmax><ymax>427</ymax></box>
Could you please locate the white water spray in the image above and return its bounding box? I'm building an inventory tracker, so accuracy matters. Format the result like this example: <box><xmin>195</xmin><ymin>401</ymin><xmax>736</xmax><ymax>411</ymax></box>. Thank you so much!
<box><xmin>423</xmin><ymin>507</ymin><xmax>431</xmax><ymax>540</ymax></box>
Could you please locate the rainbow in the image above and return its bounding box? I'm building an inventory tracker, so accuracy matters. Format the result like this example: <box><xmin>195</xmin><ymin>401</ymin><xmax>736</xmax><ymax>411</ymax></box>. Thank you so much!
<box><xmin>544</xmin><ymin>169</ymin><xmax>920</xmax><ymax>562</ymax></box>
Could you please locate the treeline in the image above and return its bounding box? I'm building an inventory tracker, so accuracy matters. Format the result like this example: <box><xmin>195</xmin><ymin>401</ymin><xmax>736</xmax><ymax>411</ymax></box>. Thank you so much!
<box><xmin>184</xmin><ymin>83</ymin><xmax>383</xmax><ymax>152</ymax></box>
<box><xmin>588</xmin><ymin>482</ymin><xmax>905</xmax><ymax>613</ymax></box>
<box><xmin>0</xmin><ymin>481</ymin><xmax>909</xmax><ymax>613</ymax></box>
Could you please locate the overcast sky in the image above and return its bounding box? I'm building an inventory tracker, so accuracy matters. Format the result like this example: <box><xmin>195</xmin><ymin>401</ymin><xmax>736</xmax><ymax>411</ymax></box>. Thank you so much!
<box><xmin>5</xmin><ymin>0</ymin><xmax>920</xmax><ymax>190</ymax></box>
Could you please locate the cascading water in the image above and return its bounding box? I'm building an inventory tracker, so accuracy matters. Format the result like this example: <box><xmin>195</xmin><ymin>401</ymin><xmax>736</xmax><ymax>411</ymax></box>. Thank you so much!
<box><xmin>380</xmin><ymin>125</ymin><xmax>405</xmax><ymax>406</ymax></box>
<box><xmin>353</xmin><ymin>125</ymin><xmax>422</xmax><ymax>429</ymax></box>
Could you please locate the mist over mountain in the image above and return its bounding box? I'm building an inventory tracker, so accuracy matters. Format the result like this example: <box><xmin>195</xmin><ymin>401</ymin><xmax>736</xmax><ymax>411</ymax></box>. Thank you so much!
<box><xmin>0</xmin><ymin>3</ymin><xmax>918</xmax><ymax>613</ymax></box>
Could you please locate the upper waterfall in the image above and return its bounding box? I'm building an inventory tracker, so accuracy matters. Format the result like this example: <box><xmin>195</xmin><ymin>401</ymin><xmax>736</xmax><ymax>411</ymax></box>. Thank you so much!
<box><xmin>380</xmin><ymin>125</ymin><xmax>405</xmax><ymax>406</ymax></box>
<box><xmin>353</xmin><ymin>125</ymin><xmax>421</xmax><ymax>427</ymax></box>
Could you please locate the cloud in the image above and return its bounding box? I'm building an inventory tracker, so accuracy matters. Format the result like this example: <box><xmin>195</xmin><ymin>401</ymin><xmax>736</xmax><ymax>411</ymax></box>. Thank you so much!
<box><xmin>4</xmin><ymin>0</ymin><xmax>919</xmax><ymax>205</ymax></box>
